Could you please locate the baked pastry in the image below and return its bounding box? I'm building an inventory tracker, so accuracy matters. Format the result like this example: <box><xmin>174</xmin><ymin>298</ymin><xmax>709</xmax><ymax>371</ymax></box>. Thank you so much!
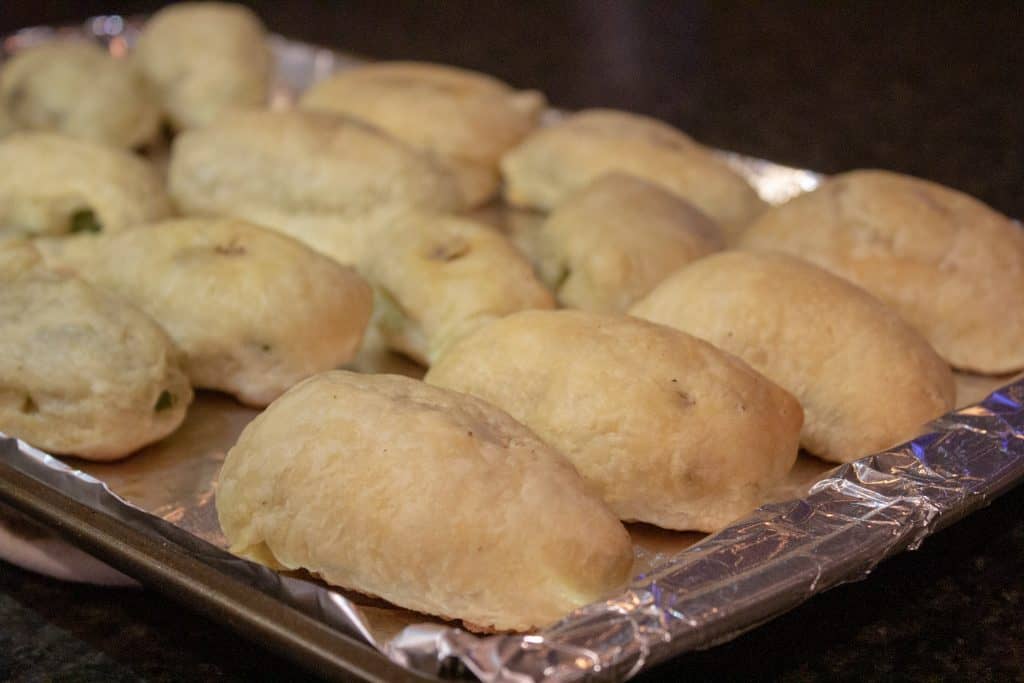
<box><xmin>360</xmin><ymin>212</ymin><xmax>555</xmax><ymax>364</ymax></box>
<box><xmin>464</xmin><ymin>204</ymin><xmax>558</xmax><ymax>284</ymax></box>
<box><xmin>0</xmin><ymin>260</ymin><xmax>191</xmax><ymax>461</ymax></box>
<box><xmin>0</xmin><ymin>237</ymin><xmax>42</xmax><ymax>275</ymax></box>
<box><xmin>0</xmin><ymin>41</ymin><xmax>160</xmax><ymax>148</ymax></box>
<box><xmin>0</xmin><ymin>133</ymin><xmax>171</xmax><ymax>236</ymax></box>
<box><xmin>426</xmin><ymin>310</ymin><xmax>803</xmax><ymax>532</ymax></box>
<box><xmin>536</xmin><ymin>172</ymin><xmax>722</xmax><ymax>312</ymax></box>
<box><xmin>37</xmin><ymin>218</ymin><xmax>372</xmax><ymax>407</ymax></box>
<box><xmin>134</xmin><ymin>2</ymin><xmax>272</xmax><ymax>129</ymax></box>
<box><xmin>301</xmin><ymin>61</ymin><xmax>546</xmax><ymax>207</ymax></box>
<box><xmin>630</xmin><ymin>250</ymin><xmax>956</xmax><ymax>462</ymax></box>
<box><xmin>168</xmin><ymin>109</ymin><xmax>465</xmax><ymax>218</ymax></box>
<box><xmin>739</xmin><ymin>170</ymin><xmax>1024</xmax><ymax>374</ymax></box>
<box><xmin>216</xmin><ymin>370</ymin><xmax>633</xmax><ymax>632</ymax></box>
<box><xmin>221</xmin><ymin>207</ymin><xmax>374</xmax><ymax>268</ymax></box>
<box><xmin>500</xmin><ymin>109</ymin><xmax>765</xmax><ymax>234</ymax></box>
<box><xmin>0</xmin><ymin>106</ymin><xmax>15</xmax><ymax>137</ymax></box>
<box><xmin>232</xmin><ymin>208</ymin><xmax>554</xmax><ymax>365</ymax></box>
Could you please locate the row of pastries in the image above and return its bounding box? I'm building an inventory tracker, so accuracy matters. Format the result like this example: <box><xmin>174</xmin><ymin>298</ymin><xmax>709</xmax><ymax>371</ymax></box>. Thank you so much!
<box><xmin>2</xmin><ymin>2</ymin><xmax>1023</xmax><ymax>633</ymax></box>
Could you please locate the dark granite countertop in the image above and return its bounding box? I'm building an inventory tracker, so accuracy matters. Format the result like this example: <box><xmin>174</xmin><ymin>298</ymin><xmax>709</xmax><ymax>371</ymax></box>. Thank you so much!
<box><xmin>2</xmin><ymin>1</ymin><xmax>1023</xmax><ymax>681</ymax></box>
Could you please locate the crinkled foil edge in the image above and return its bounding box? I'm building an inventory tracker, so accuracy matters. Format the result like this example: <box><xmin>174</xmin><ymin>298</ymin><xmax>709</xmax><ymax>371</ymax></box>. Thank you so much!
<box><xmin>3</xmin><ymin>14</ymin><xmax>1024</xmax><ymax>683</ymax></box>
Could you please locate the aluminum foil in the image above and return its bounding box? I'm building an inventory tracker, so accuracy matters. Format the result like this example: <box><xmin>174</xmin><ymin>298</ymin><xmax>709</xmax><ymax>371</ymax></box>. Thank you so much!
<box><xmin>3</xmin><ymin>376</ymin><xmax>1022</xmax><ymax>681</ymax></box>
<box><xmin>2</xmin><ymin>14</ymin><xmax>1024</xmax><ymax>683</ymax></box>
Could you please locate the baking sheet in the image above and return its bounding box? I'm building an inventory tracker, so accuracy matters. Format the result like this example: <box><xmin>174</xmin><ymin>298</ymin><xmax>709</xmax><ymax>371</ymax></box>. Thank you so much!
<box><xmin>2</xmin><ymin>14</ymin><xmax>1024</xmax><ymax>683</ymax></box>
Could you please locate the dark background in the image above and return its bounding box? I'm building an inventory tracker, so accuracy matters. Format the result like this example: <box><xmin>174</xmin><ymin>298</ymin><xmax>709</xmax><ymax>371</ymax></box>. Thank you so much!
<box><xmin>3</xmin><ymin>1</ymin><xmax>1023</xmax><ymax>218</ymax></box>
<box><xmin>2</xmin><ymin>2</ymin><xmax>1023</xmax><ymax>681</ymax></box>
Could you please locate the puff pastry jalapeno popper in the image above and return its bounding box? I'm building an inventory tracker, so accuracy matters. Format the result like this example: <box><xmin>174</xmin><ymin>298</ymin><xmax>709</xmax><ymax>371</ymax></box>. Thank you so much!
<box><xmin>739</xmin><ymin>170</ymin><xmax>1024</xmax><ymax>375</ymax></box>
<box><xmin>227</xmin><ymin>208</ymin><xmax>556</xmax><ymax>366</ymax></box>
<box><xmin>0</xmin><ymin>133</ymin><xmax>171</xmax><ymax>237</ymax></box>
<box><xmin>0</xmin><ymin>41</ymin><xmax>161</xmax><ymax>149</ymax></box>
<box><xmin>37</xmin><ymin>218</ymin><xmax>372</xmax><ymax>407</ymax></box>
<box><xmin>426</xmin><ymin>310</ymin><xmax>803</xmax><ymax>532</ymax></box>
<box><xmin>168</xmin><ymin>109</ymin><xmax>465</xmax><ymax>218</ymax></box>
<box><xmin>300</xmin><ymin>61</ymin><xmax>546</xmax><ymax>207</ymax></box>
<box><xmin>134</xmin><ymin>2</ymin><xmax>272</xmax><ymax>130</ymax></box>
<box><xmin>500</xmin><ymin>109</ymin><xmax>765</xmax><ymax>237</ymax></box>
<box><xmin>0</xmin><ymin>245</ymin><xmax>191</xmax><ymax>461</ymax></box>
<box><xmin>361</xmin><ymin>211</ymin><xmax>556</xmax><ymax>365</ymax></box>
<box><xmin>216</xmin><ymin>371</ymin><xmax>633</xmax><ymax>633</ymax></box>
<box><xmin>631</xmin><ymin>251</ymin><xmax>956</xmax><ymax>463</ymax></box>
<box><xmin>534</xmin><ymin>172</ymin><xmax>723</xmax><ymax>313</ymax></box>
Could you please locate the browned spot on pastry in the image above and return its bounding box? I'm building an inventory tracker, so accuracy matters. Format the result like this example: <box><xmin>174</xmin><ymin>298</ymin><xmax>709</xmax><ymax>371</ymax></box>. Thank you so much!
<box><xmin>214</xmin><ymin>240</ymin><xmax>247</xmax><ymax>256</ymax></box>
<box><xmin>20</xmin><ymin>394</ymin><xmax>38</xmax><ymax>414</ymax></box>
<box><xmin>676</xmin><ymin>390</ymin><xmax>696</xmax><ymax>408</ymax></box>
<box><xmin>460</xmin><ymin>619</ymin><xmax>519</xmax><ymax>634</ymax></box>
<box><xmin>427</xmin><ymin>240</ymin><xmax>471</xmax><ymax>262</ymax></box>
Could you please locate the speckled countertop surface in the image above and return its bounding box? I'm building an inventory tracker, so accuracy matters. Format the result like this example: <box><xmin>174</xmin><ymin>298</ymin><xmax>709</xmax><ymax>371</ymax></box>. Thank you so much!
<box><xmin>2</xmin><ymin>1</ymin><xmax>1023</xmax><ymax>681</ymax></box>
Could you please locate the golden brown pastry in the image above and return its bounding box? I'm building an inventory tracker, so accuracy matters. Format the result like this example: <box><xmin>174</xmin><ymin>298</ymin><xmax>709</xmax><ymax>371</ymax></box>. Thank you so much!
<box><xmin>0</xmin><ymin>41</ymin><xmax>160</xmax><ymax>148</ymax></box>
<box><xmin>0</xmin><ymin>106</ymin><xmax>15</xmax><ymax>138</ymax></box>
<box><xmin>37</xmin><ymin>218</ymin><xmax>372</xmax><ymax>407</ymax></box>
<box><xmin>0</xmin><ymin>260</ymin><xmax>191</xmax><ymax>461</ymax></box>
<box><xmin>536</xmin><ymin>172</ymin><xmax>723</xmax><ymax>312</ymax></box>
<box><xmin>464</xmin><ymin>204</ymin><xmax>555</xmax><ymax>285</ymax></box>
<box><xmin>0</xmin><ymin>133</ymin><xmax>171</xmax><ymax>237</ymax></box>
<box><xmin>500</xmin><ymin>109</ymin><xmax>765</xmax><ymax>234</ymax></box>
<box><xmin>631</xmin><ymin>250</ymin><xmax>956</xmax><ymax>462</ymax></box>
<box><xmin>168</xmin><ymin>109</ymin><xmax>465</xmax><ymax>218</ymax></box>
<box><xmin>0</xmin><ymin>237</ymin><xmax>42</xmax><ymax>275</ymax></box>
<box><xmin>233</xmin><ymin>208</ymin><xmax>555</xmax><ymax>365</ymax></box>
<box><xmin>231</xmin><ymin>208</ymin><xmax>372</xmax><ymax>266</ymax></box>
<box><xmin>134</xmin><ymin>2</ymin><xmax>272</xmax><ymax>129</ymax></box>
<box><xmin>216</xmin><ymin>371</ymin><xmax>633</xmax><ymax>632</ymax></box>
<box><xmin>426</xmin><ymin>310</ymin><xmax>803</xmax><ymax>532</ymax></box>
<box><xmin>361</xmin><ymin>212</ymin><xmax>556</xmax><ymax>364</ymax></box>
<box><xmin>739</xmin><ymin>170</ymin><xmax>1024</xmax><ymax>374</ymax></box>
<box><xmin>301</xmin><ymin>61</ymin><xmax>546</xmax><ymax>207</ymax></box>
